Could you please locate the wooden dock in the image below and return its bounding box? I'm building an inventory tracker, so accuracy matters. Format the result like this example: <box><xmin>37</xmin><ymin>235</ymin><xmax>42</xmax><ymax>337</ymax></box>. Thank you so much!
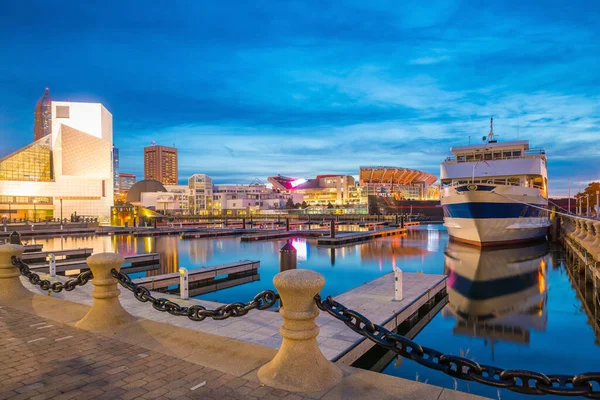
<box><xmin>27</xmin><ymin>253</ymin><xmax>161</xmax><ymax>274</ymax></box>
<box><xmin>240</xmin><ymin>230</ymin><xmax>328</xmax><ymax>242</ymax></box>
<box><xmin>317</xmin><ymin>227</ymin><xmax>407</xmax><ymax>247</ymax></box>
<box><xmin>21</xmin><ymin>248</ymin><xmax>93</xmax><ymax>263</ymax></box>
<box><xmin>23</xmin><ymin>244</ymin><xmax>43</xmax><ymax>253</ymax></box>
<box><xmin>327</xmin><ymin>272</ymin><xmax>447</xmax><ymax>365</ymax></box>
<box><xmin>132</xmin><ymin>260</ymin><xmax>260</xmax><ymax>290</ymax></box>
<box><xmin>180</xmin><ymin>229</ymin><xmax>254</xmax><ymax>239</ymax></box>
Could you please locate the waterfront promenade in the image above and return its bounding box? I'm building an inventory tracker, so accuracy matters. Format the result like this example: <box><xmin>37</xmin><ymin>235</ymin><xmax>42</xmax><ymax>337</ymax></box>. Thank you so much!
<box><xmin>0</xmin><ymin>248</ymin><xmax>486</xmax><ymax>399</ymax></box>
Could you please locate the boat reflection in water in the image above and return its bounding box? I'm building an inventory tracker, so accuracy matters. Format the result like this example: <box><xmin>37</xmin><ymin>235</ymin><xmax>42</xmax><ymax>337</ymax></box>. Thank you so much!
<box><xmin>443</xmin><ymin>241</ymin><xmax>549</xmax><ymax>351</ymax></box>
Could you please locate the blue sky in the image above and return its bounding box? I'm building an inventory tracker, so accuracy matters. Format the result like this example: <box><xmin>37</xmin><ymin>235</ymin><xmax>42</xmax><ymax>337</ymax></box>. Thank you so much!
<box><xmin>0</xmin><ymin>0</ymin><xmax>598</xmax><ymax>195</ymax></box>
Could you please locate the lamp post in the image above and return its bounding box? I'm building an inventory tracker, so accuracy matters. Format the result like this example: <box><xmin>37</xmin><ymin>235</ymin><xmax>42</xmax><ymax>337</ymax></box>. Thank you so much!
<box><xmin>60</xmin><ymin>199</ymin><xmax>63</xmax><ymax>222</ymax></box>
<box><xmin>33</xmin><ymin>199</ymin><xmax>37</xmax><ymax>222</ymax></box>
<box><xmin>596</xmin><ymin>190</ymin><xmax>599</xmax><ymax>218</ymax></box>
<box><xmin>586</xmin><ymin>194</ymin><xmax>590</xmax><ymax>217</ymax></box>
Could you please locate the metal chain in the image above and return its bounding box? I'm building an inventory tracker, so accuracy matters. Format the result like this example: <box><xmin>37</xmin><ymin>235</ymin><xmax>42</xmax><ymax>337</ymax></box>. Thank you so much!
<box><xmin>315</xmin><ymin>294</ymin><xmax>600</xmax><ymax>398</ymax></box>
<box><xmin>11</xmin><ymin>256</ymin><xmax>93</xmax><ymax>293</ymax></box>
<box><xmin>111</xmin><ymin>268</ymin><xmax>279</xmax><ymax>321</ymax></box>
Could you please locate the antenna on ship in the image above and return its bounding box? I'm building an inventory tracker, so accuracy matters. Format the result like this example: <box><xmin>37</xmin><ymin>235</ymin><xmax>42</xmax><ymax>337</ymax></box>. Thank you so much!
<box><xmin>485</xmin><ymin>116</ymin><xmax>498</xmax><ymax>143</ymax></box>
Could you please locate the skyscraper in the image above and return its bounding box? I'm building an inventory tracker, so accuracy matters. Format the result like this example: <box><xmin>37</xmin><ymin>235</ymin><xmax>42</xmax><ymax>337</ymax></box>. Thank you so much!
<box><xmin>113</xmin><ymin>146</ymin><xmax>119</xmax><ymax>192</ymax></box>
<box><xmin>34</xmin><ymin>88</ymin><xmax>53</xmax><ymax>141</ymax></box>
<box><xmin>144</xmin><ymin>144</ymin><xmax>178</xmax><ymax>185</ymax></box>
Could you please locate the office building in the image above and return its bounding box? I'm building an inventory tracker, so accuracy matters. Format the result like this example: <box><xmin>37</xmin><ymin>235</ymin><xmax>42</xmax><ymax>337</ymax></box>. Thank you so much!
<box><xmin>118</xmin><ymin>173</ymin><xmax>136</xmax><ymax>191</ymax></box>
<box><xmin>188</xmin><ymin>174</ymin><xmax>213</xmax><ymax>215</ymax></box>
<box><xmin>144</xmin><ymin>144</ymin><xmax>178</xmax><ymax>185</ymax></box>
<box><xmin>33</xmin><ymin>88</ymin><xmax>53</xmax><ymax>141</ymax></box>
<box><xmin>0</xmin><ymin>100</ymin><xmax>114</xmax><ymax>220</ymax></box>
<box><xmin>113</xmin><ymin>146</ymin><xmax>119</xmax><ymax>192</ymax></box>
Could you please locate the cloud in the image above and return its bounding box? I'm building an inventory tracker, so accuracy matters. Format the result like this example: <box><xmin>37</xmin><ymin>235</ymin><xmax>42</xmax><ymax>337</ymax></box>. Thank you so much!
<box><xmin>0</xmin><ymin>0</ymin><xmax>599</xmax><ymax>196</ymax></box>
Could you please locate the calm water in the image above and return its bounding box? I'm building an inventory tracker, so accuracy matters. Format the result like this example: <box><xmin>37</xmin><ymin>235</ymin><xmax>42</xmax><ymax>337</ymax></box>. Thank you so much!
<box><xmin>31</xmin><ymin>226</ymin><xmax>600</xmax><ymax>399</ymax></box>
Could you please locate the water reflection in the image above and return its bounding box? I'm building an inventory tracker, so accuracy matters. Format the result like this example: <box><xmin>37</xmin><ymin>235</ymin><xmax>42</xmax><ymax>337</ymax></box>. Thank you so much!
<box><xmin>443</xmin><ymin>241</ymin><xmax>549</xmax><ymax>349</ymax></box>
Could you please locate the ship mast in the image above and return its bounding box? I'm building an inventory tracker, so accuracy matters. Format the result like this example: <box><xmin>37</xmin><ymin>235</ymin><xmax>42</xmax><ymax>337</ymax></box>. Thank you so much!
<box><xmin>488</xmin><ymin>117</ymin><xmax>494</xmax><ymax>142</ymax></box>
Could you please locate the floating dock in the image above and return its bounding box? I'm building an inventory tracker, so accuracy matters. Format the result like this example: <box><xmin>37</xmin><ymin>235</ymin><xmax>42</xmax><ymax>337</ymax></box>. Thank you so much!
<box><xmin>27</xmin><ymin>253</ymin><xmax>161</xmax><ymax>274</ymax></box>
<box><xmin>21</xmin><ymin>248</ymin><xmax>93</xmax><ymax>263</ymax></box>
<box><xmin>180</xmin><ymin>229</ymin><xmax>255</xmax><ymax>239</ymax></box>
<box><xmin>324</xmin><ymin>272</ymin><xmax>447</xmax><ymax>365</ymax></box>
<box><xmin>317</xmin><ymin>227</ymin><xmax>408</xmax><ymax>247</ymax></box>
<box><xmin>240</xmin><ymin>230</ymin><xmax>328</xmax><ymax>242</ymax></box>
<box><xmin>132</xmin><ymin>260</ymin><xmax>260</xmax><ymax>290</ymax></box>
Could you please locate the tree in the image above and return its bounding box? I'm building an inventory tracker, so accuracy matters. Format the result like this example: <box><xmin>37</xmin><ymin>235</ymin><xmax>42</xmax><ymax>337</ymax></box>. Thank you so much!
<box><xmin>576</xmin><ymin>181</ymin><xmax>600</xmax><ymax>214</ymax></box>
<box><xmin>301</xmin><ymin>201</ymin><xmax>308</xmax><ymax>209</ymax></box>
<box><xmin>327</xmin><ymin>202</ymin><xmax>334</xmax><ymax>209</ymax></box>
<box><xmin>285</xmin><ymin>198</ymin><xmax>295</xmax><ymax>209</ymax></box>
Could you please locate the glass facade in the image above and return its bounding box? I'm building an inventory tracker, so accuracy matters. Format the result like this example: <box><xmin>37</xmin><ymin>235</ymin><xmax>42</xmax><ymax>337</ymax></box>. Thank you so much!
<box><xmin>0</xmin><ymin>135</ymin><xmax>53</xmax><ymax>182</ymax></box>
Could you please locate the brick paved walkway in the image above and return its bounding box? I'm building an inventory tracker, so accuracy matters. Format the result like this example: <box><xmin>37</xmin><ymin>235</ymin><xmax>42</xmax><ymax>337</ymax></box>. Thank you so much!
<box><xmin>0</xmin><ymin>305</ymin><xmax>308</xmax><ymax>400</ymax></box>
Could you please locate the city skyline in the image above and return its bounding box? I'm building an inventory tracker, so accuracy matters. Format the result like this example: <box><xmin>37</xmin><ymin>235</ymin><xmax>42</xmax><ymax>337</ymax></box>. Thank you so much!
<box><xmin>1</xmin><ymin>1</ymin><xmax>599</xmax><ymax>195</ymax></box>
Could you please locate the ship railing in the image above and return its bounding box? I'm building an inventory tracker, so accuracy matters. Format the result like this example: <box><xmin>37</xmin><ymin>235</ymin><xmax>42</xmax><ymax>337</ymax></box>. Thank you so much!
<box><xmin>442</xmin><ymin>179</ymin><xmax>523</xmax><ymax>188</ymax></box>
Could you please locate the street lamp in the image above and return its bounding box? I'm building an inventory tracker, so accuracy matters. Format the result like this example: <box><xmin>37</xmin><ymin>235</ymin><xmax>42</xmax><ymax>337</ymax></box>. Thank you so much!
<box><xmin>33</xmin><ymin>200</ymin><xmax>37</xmax><ymax>222</ymax></box>
<box><xmin>60</xmin><ymin>198</ymin><xmax>63</xmax><ymax>223</ymax></box>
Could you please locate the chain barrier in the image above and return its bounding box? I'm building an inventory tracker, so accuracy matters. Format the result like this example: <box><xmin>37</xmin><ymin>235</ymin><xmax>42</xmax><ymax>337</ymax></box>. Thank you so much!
<box><xmin>11</xmin><ymin>256</ymin><xmax>93</xmax><ymax>293</ymax></box>
<box><xmin>315</xmin><ymin>294</ymin><xmax>600</xmax><ymax>398</ymax></box>
<box><xmin>111</xmin><ymin>268</ymin><xmax>279</xmax><ymax>320</ymax></box>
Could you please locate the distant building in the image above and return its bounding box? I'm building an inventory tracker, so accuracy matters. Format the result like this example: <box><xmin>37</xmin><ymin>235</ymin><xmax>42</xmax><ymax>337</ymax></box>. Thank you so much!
<box><xmin>113</xmin><ymin>146</ymin><xmax>119</xmax><ymax>192</ymax></box>
<box><xmin>188</xmin><ymin>174</ymin><xmax>213</xmax><ymax>215</ymax></box>
<box><xmin>140</xmin><ymin>185</ymin><xmax>189</xmax><ymax>215</ymax></box>
<box><xmin>34</xmin><ymin>88</ymin><xmax>53</xmax><ymax>141</ymax></box>
<box><xmin>268</xmin><ymin>174</ymin><xmax>359</xmax><ymax>207</ymax></box>
<box><xmin>1</xmin><ymin>100</ymin><xmax>114</xmax><ymax>220</ymax></box>
<box><xmin>118</xmin><ymin>173</ymin><xmax>136</xmax><ymax>191</ymax></box>
<box><xmin>144</xmin><ymin>144</ymin><xmax>178</xmax><ymax>185</ymax></box>
<box><xmin>358</xmin><ymin>167</ymin><xmax>438</xmax><ymax>201</ymax></box>
<box><xmin>213</xmin><ymin>183</ymin><xmax>291</xmax><ymax>216</ymax></box>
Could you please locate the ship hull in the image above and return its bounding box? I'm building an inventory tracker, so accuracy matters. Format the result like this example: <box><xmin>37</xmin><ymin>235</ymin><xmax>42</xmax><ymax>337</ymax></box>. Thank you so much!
<box><xmin>441</xmin><ymin>184</ymin><xmax>550</xmax><ymax>247</ymax></box>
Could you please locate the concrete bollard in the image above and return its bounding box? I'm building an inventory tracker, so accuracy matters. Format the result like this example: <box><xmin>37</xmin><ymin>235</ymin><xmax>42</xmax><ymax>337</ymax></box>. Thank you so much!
<box><xmin>48</xmin><ymin>253</ymin><xmax>56</xmax><ymax>277</ymax></box>
<box><xmin>0</xmin><ymin>244</ymin><xmax>30</xmax><ymax>300</ymax></box>
<box><xmin>258</xmin><ymin>269</ymin><xmax>342</xmax><ymax>392</ymax></box>
<box><xmin>180</xmin><ymin>267</ymin><xmax>189</xmax><ymax>299</ymax></box>
<box><xmin>394</xmin><ymin>268</ymin><xmax>403</xmax><ymax>301</ymax></box>
<box><xmin>75</xmin><ymin>253</ymin><xmax>135</xmax><ymax>331</ymax></box>
<box><xmin>279</xmin><ymin>241</ymin><xmax>297</xmax><ymax>272</ymax></box>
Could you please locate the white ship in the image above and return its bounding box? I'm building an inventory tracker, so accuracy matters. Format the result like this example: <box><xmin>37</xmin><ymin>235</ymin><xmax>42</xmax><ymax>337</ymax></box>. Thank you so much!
<box><xmin>440</xmin><ymin>118</ymin><xmax>550</xmax><ymax>246</ymax></box>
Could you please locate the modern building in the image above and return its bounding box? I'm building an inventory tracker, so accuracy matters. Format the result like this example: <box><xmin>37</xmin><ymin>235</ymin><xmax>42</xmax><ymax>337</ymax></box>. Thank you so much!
<box><xmin>140</xmin><ymin>185</ymin><xmax>190</xmax><ymax>215</ymax></box>
<box><xmin>144</xmin><ymin>144</ymin><xmax>178</xmax><ymax>185</ymax></box>
<box><xmin>34</xmin><ymin>88</ymin><xmax>53</xmax><ymax>141</ymax></box>
<box><xmin>268</xmin><ymin>174</ymin><xmax>359</xmax><ymax>206</ymax></box>
<box><xmin>113</xmin><ymin>146</ymin><xmax>119</xmax><ymax>193</ymax></box>
<box><xmin>358</xmin><ymin>166</ymin><xmax>439</xmax><ymax>201</ymax></box>
<box><xmin>359</xmin><ymin>166</ymin><xmax>440</xmax><ymax>216</ymax></box>
<box><xmin>213</xmin><ymin>183</ymin><xmax>291</xmax><ymax>216</ymax></box>
<box><xmin>188</xmin><ymin>174</ymin><xmax>213</xmax><ymax>215</ymax></box>
<box><xmin>0</xmin><ymin>100</ymin><xmax>114</xmax><ymax>221</ymax></box>
<box><xmin>118</xmin><ymin>173</ymin><xmax>136</xmax><ymax>192</ymax></box>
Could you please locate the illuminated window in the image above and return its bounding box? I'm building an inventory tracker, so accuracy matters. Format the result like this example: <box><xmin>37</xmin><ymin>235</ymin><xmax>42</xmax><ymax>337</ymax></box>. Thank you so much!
<box><xmin>56</xmin><ymin>106</ymin><xmax>70</xmax><ymax>118</ymax></box>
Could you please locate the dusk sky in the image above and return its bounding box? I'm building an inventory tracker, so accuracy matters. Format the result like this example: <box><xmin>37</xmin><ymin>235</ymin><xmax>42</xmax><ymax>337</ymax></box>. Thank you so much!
<box><xmin>0</xmin><ymin>0</ymin><xmax>598</xmax><ymax>195</ymax></box>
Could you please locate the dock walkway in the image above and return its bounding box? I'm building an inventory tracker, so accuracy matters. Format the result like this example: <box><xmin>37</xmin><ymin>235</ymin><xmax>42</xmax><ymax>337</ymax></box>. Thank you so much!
<box><xmin>317</xmin><ymin>227</ymin><xmax>408</xmax><ymax>247</ymax></box>
<box><xmin>133</xmin><ymin>260</ymin><xmax>260</xmax><ymax>290</ymax></box>
<box><xmin>21</xmin><ymin>248</ymin><xmax>93</xmax><ymax>263</ymax></box>
<box><xmin>240</xmin><ymin>230</ymin><xmax>328</xmax><ymax>242</ymax></box>
<box><xmin>27</xmin><ymin>253</ymin><xmax>161</xmax><ymax>274</ymax></box>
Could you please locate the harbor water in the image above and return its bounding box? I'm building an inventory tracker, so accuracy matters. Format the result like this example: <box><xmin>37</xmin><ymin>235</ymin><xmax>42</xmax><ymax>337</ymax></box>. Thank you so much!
<box><xmin>32</xmin><ymin>226</ymin><xmax>600</xmax><ymax>399</ymax></box>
